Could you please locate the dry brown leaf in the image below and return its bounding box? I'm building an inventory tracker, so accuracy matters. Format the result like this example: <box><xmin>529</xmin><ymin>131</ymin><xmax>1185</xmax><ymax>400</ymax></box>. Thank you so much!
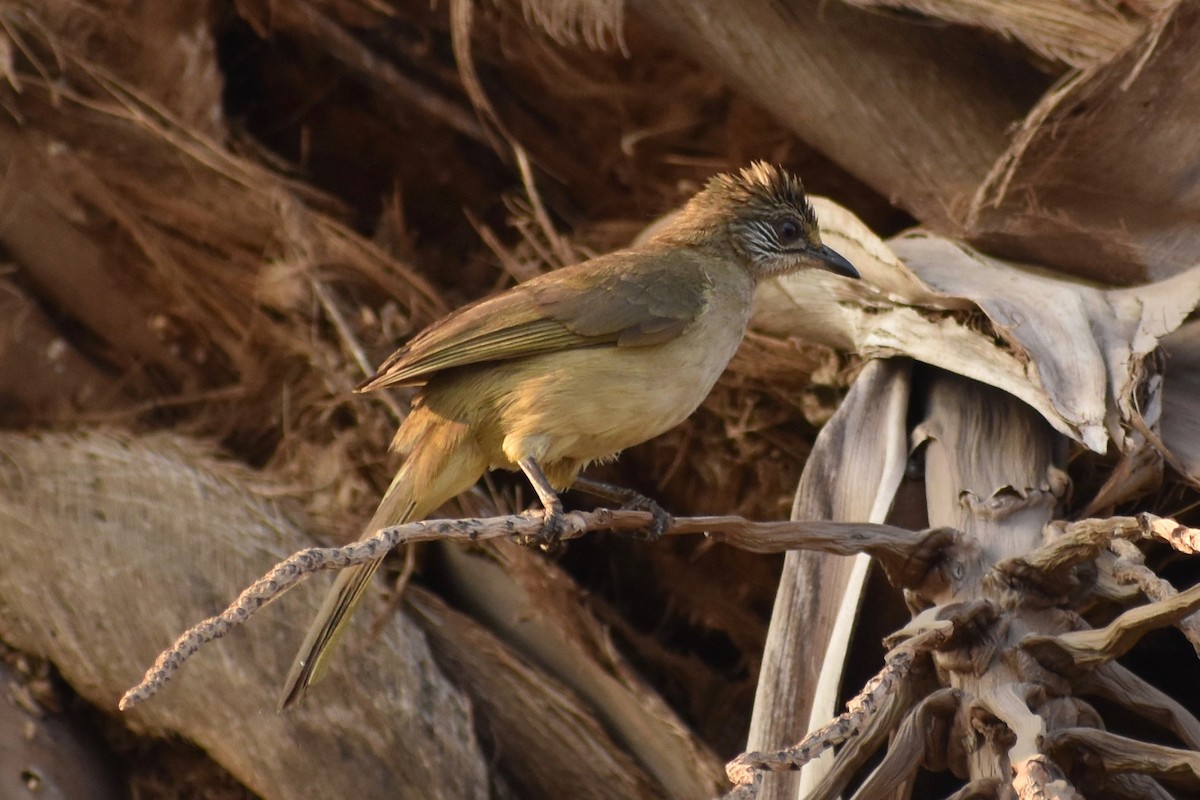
<box><xmin>836</xmin><ymin>0</ymin><xmax>1149</xmax><ymax>68</ymax></box>
<box><xmin>968</xmin><ymin>1</ymin><xmax>1200</xmax><ymax>284</ymax></box>
<box><xmin>1160</xmin><ymin>320</ymin><xmax>1200</xmax><ymax>484</ymax></box>
<box><xmin>629</xmin><ymin>0</ymin><xmax>1039</xmax><ymax>230</ymax></box>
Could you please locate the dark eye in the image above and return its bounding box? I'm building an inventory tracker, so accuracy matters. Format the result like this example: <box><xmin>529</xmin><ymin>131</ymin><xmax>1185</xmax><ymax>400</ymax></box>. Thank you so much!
<box><xmin>775</xmin><ymin>218</ymin><xmax>802</xmax><ymax>244</ymax></box>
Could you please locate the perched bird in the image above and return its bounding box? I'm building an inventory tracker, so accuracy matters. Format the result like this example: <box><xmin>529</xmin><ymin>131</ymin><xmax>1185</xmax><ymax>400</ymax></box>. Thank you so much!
<box><xmin>281</xmin><ymin>162</ymin><xmax>858</xmax><ymax>707</ymax></box>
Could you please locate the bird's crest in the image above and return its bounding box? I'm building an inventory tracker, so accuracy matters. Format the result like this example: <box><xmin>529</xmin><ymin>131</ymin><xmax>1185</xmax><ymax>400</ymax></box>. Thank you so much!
<box><xmin>703</xmin><ymin>162</ymin><xmax>817</xmax><ymax>233</ymax></box>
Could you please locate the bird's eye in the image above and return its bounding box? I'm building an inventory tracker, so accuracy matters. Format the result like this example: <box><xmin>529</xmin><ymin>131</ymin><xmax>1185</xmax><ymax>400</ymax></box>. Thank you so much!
<box><xmin>775</xmin><ymin>218</ymin><xmax>802</xmax><ymax>244</ymax></box>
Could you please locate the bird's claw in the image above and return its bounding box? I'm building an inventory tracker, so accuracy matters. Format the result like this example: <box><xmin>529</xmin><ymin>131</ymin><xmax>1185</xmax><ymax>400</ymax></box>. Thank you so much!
<box><xmin>622</xmin><ymin>495</ymin><xmax>671</xmax><ymax>542</ymax></box>
<box><xmin>518</xmin><ymin>505</ymin><xmax>567</xmax><ymax>552</ymax></box>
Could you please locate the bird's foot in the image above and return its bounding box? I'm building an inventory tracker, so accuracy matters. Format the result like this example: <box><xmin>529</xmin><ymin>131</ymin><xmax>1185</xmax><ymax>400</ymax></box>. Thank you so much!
<box><xmin>624</xmin><ymin>495</ymin><xmax>672</xmax><ymax>542</ymax></box>
<box><xmin>518</xmin><ymin>503</ymin><xmax>567</xmax><ymax>553</ymax></box>
<box><xmin>571</xmin><ymin>476</ymin><xmax>671</xmax><ymax>542</ymax></box>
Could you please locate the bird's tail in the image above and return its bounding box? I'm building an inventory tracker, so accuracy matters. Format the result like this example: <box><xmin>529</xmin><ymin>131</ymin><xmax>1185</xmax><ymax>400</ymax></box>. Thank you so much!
<box><xmin>279</xmin><ymin>410</ymin><xmax>484</xmax><ymax>709</ymax></box>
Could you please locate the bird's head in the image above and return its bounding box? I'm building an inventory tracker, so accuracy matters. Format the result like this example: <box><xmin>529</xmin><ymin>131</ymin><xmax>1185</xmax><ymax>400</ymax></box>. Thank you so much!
<box><xmin>657</xmin><ymin>162</ymin><xmax>859</xmax><ymax>281</ymax></box>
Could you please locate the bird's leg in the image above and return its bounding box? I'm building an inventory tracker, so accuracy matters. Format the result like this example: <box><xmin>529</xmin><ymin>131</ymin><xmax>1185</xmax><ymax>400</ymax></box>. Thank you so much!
<box><xmin>517</xmin><ymin>456</ymin><xmax>567</xmax><ymax>547</ymax></box>
<box><xmin>571</xmin><ymin>476</ymin><xmax>672</xmax><ymax>541</ymax></box>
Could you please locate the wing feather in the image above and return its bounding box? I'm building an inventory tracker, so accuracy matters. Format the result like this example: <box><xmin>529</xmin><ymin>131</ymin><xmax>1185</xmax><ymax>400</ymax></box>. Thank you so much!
<box><xmin>358</xmin><ymin>249</ymin><xmax>714</xmax><ymax>392</ymax></box>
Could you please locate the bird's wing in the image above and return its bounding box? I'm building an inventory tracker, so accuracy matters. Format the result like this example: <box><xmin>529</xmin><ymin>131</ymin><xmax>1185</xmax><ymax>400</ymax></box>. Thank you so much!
<box><xmin>358</xmin><ymin>249</ymin><xmax>714</xmax><ymax>391</ymax></box>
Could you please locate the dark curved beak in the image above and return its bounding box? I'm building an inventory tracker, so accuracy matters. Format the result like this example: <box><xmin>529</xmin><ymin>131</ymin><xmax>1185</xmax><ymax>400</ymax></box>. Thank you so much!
<box><xmin>812</xmin><ymin>244</ymin><xmax>860</xmax><ymax>279</ymax></box>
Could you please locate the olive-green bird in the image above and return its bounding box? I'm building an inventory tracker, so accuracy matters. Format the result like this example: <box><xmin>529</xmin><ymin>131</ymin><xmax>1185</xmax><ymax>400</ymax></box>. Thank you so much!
<box><xmin>280</xmin><ymin>162</ymin><xmax>859</xmax><ymax>708</ymax></box>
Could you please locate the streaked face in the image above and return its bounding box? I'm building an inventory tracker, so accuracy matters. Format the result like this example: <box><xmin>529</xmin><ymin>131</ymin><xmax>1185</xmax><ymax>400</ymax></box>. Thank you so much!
<box><xmin>731</xmin><ymin>206</ymin><xmax>859</xmax><ymax>280</ymax></box>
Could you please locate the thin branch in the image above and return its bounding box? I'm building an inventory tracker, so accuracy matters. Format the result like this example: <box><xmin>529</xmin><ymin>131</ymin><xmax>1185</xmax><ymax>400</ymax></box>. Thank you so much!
<box><xmin>993</xmin><ymin>513</ymin><xmax>1200</xmax><ymax>592</ymax></box>
<box><xmin>1109</xmin><ymin>537</ymin><xmax>1200</xmax><ymax>655</ymax></box>
<box><xmin>806</xmin><ymin>669</ymin><xmax>919</xmax><ymax>800</ymax></box>
<box><xmin>705</xmin><ymin>521</ymin><xmax>953</xmax><ymax>589</ymax></box>
<box><xmin>310</xmin><ymin>278</ymin><xmax>406</xmax><ymax>424</ymax></box>
<box><xmin>847</xmin><ymin>689</ymin><xmax>963</xmax><ymax>800</ymax></box>
<box><xmin>120</xmin><ymin>511</ymin><xmax>930</xmax><ymax>709</ymax></box>
<box><xmin>1042</xmin><ymin>728</ymin><xmax>1200</xmax><ymax>791</ymax></box>
<box><xmin>514</xmin><ymin>145</ymin><xmax>575</xmax><ymax>267</ymax></box>
<box><xmin>725</xmin><ymin>622</ymin><xmax>956</xmax><ymax>791</ymax></box>
<box><xmin>1022</xmin><ymin>578</ymin><xmax>1200</xmax><ymax>673</ymax></box>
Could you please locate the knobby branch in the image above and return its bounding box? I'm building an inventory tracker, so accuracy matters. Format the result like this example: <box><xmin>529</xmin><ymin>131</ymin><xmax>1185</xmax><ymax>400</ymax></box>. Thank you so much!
<box><xmin>119</xmin><ymin>510</ymin><xmax>931</xmax><ymax>710</ymax></box>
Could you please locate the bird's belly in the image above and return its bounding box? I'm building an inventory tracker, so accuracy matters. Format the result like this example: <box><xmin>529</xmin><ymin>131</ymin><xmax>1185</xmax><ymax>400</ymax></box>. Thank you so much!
<box><xmin>492</xmin><ymin>301</ymin><xmax>752</xmax><ymax>470</ymax></box>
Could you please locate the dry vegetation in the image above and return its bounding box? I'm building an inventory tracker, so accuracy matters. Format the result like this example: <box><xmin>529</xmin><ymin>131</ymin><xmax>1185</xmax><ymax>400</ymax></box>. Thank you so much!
<box><xmin>1</xmin><ymin>1</ymin><xmax>1199</xmax><ymax>799</ymax></box>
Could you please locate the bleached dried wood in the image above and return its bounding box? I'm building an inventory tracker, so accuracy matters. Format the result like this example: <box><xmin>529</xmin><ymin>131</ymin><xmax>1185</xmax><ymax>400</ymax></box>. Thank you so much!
<box><xmin>1011</xmin><ymin>755</ymin><xmax>1083</xmax><ymax>800</ymax></box>
<box><xmin>977</xmin><ymin>683</ymin><xmax>1046</xmax><ymax>785</ymax></box>
<box><xmin>804</xmin><ymin>675</ymin><xmax>916</xmax><ymax>800</ymax></box>
<box><xmin>1042</xmin><ymin>727</ymin><xmax>1200</xmax><ymax>790</ymax></box>
<box><xmin>890</xmin><ymin>233</ymin><xmax>1200</xmax><ymax>454</ymax></box>
<box><xmin>918</xmin><ymin>373</ymin><xmax>1064</xmax><ymax>569</ymax></box>
<box><xmin>1110</xmin><ymin>538</ymin><xmax>1200</xmax><ymax>654</ymax></box>
<box><xmin>1023</xmin><ymin>579</ymin><xmax>1200</xmax><ymax>672</ymax></box>
<box><xmin>1140</xmin><ymin>513</ymin><xmax>1200</xmax><ymax>553</ymax></box>
<box><xmin>762</xmin><ymin>224</ymin><xmax>1200</xmax><ymax>460</ymax></box>
<box><xmin>1091</xmin><ymin>552</ymin><xmax>1143</xmax><ymax>604</ymax></box>
<box><xmin>847</xmin><ymin>689</ymin><xmax>963</xmax><ymax>800</ymax></box>
<box><xmin>728</xmin><ymin>621</ymin><xmax>950</xmax><ymax>791</ymax></box>
<box><xmin>994</xmin><ymin>524</ymin><xmax>1118</xmax><ymax>591</ymax></box>
<box><xmin>910</xmin><ymin>374</ymin><xmax>1087</xmax><ymax>795</ymax></box>
<box><xmin>748</xmin><ymin>358</ymin><xmax>913</xmax><ymax>800</ymax></box>
<box><xmin>994</xmin><ymin>515</ymin><xmax>1200</xmax><ymax>610</ymax></box>
<box><xmin>627</xmin><ymin>0</ymin><xmax>1035</xmax><ymax>230</ymax></box>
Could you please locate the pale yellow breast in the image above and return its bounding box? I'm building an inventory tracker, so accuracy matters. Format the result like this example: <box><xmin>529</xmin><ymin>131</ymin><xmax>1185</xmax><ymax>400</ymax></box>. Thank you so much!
<box><xmin>491</xmin><ymin>266</ymin><xmax>755</xmax><ymax>472</ymax></box>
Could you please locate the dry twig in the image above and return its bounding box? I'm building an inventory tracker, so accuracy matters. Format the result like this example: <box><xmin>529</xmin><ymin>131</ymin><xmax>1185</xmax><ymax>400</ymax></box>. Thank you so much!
<box><xmin>1109</xmin><ymin>537</ymin><xmax>1200</xmax><ymax>655</ymax></box>
<box><xmin>723</xmin><ymin>617</ymin><xmax>959</xmax><ymax>793</ymax></box>
<box><xmin>845</xmin><ymin>688</ymin><xmax>962</xmax><ymax>800</ymax></box>
<box><xmin>120</xmin><ymin>511</ymin><xmax>931</xmax><ymax>709</ymax></box>
<box><xmin>994</xmin><ymin>514</ymin><xmax>1200</xmax><ymax>589</ymax></box>
<box><xmin>1042</xmin><ymin>728</ymin><xmax>1200</xmax><ymax>791</ymax></box>
<box><xmin>1022</xmin><ymin>579</ymin><xmax>1200</xmax><ymax>673</ymax></box>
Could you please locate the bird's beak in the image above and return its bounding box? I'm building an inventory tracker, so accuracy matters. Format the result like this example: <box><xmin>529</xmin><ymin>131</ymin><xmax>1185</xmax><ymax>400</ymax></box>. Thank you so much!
<box><xmin>810</xmin><ymin>243</ymin><xmax>859</xmax><ymax>279</ymax></box>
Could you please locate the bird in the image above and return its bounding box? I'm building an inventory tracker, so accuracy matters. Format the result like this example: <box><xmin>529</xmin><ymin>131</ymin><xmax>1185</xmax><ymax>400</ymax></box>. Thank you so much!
<box><xmin>280</xmin><ymin>162</ymin><xmax>859</xmax><ymax>708</ymax></box>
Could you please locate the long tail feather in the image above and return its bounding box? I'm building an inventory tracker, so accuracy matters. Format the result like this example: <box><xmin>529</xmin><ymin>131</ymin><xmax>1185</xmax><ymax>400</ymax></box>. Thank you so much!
<box><xmin>280</xmin><ymin>409</ymin><xmax>485</xmax><ymax>709</ymax></box>
<box><xmin>279</xmin><ymin>480</ymin><xmax>416</xmax><ymax>709</ymax></box>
